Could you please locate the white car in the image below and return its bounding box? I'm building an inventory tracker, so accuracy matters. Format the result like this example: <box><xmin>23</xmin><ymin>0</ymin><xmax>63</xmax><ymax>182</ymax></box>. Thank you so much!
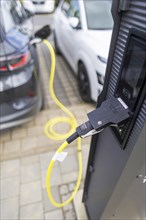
<box><xmin>30</xmin><ymin>0</ymin><xmax>55</xmax><ymax>14</ymax></box>
<box><xmin>53</xmin><ymin>0</ymin><xmax>113</xmax><ymax>102</ymax></box>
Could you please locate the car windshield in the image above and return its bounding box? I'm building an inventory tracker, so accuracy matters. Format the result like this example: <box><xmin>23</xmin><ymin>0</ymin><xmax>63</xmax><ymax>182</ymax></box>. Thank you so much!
<box><xmin>84</xmin><ymin>0</ymin><xmax>113</xmax><ymax>30</ymax></box>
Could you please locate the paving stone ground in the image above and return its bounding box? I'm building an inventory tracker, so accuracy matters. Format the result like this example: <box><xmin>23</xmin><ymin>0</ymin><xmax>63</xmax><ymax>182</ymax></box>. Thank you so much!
<box><xmin>0</xmin><ymin>34</ymin><xmax>95</xmax><ymax>219</ymax></box>
<box><xmin>0</xmin><ymin>142</ymin><xmax>91</xmax><ymax>220</ymax></box>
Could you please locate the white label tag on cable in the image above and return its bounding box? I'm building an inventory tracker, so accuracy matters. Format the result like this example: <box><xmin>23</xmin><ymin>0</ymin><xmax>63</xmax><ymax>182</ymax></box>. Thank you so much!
<box><xmin>52</xmin><ymin>152</ymin><xmax>68</xmax><ymax>162</ymax></box>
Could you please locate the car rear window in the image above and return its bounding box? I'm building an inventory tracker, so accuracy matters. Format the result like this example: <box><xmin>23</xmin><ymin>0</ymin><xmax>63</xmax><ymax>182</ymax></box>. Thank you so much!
<box><xmin>1</xmin><ymin>1</ymin><xmax>15</xmax><ymax>33</ymax></box>
<box><xmin>1</xmin><ymin>0</ymin><xmax>27</xmax><ymax>33</ymax></box>
<box><xmin>10</xmin><ymin>0</ymin><xmax>27</xmax><ymax>24</ymax></box>
<box><xmin>84</xmin><ymin>1</ymin><xmax>113</xmax><ymax>30</ymax></box>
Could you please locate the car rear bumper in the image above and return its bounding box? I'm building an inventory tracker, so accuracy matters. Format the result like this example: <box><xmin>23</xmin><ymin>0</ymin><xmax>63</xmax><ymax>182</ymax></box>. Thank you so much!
<box><xmin>0</xmin><ymin>98</ymin><xmax>40</xmax><ymax>130</ymax></box>
<box><xmin>0</xmin><ymin>63</ymin><xmax>42</xmax><ymax>130</ymax></box>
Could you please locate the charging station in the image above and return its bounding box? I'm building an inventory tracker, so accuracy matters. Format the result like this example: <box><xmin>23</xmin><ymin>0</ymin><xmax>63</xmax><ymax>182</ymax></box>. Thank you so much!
<box><xmin>83</xmin><ymin>0</ymin><xmax>146</xmax><ymax>219</ymax></box>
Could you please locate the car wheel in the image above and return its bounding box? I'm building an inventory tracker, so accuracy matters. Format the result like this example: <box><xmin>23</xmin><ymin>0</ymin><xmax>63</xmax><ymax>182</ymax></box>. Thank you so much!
<box><xmin>54</xmin><ymin>31</ymin><xmax>61</xmax><ymax>54</ymax></box>
<box><xmin>78</xmin><ymin>63</ymin><xmax>92</xmax><ymax>102</ymax></box>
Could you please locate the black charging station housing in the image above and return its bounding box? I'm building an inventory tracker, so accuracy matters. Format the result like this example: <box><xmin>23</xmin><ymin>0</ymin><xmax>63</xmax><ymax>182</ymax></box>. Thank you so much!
<box><xmin>83</xmin><ymin>1</ymin><xmax>146</xmax><ymax>219</ymax></box>
<box><xmin>113</xmin><ymin>29</ymin><xmax>146</xmax><ymax>149</ymax></box>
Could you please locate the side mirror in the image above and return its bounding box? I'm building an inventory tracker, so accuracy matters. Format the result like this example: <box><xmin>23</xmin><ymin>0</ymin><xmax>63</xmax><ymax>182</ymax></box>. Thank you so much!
<box><xmin>23</xmin><ymin>1</ymin><xmax>36</xmax><ymax>17</ymax></box>
<box><xmin>35</xmin><ymin>25</ymin><xmax>51</xmax><ymax>39</ymax></box>
<box><xmin>69</xmin><ymin>17</ymin><xmax>79</xmax><ymax>29</ymax></box>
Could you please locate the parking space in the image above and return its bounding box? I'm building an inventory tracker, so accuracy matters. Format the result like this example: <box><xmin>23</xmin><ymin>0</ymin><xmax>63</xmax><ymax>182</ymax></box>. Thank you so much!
<box><xmin>0</xmin><ymin>14</ymin><xmax>94</xmax><ymax>220</ymax></box>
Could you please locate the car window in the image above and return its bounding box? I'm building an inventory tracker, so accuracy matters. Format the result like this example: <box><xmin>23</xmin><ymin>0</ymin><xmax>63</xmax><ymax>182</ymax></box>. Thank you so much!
<box><xmin>61</xmin><ymin>0</ymin><xmax>81</xmax><ymax>28</ymax></box>
<box><xmin>84</xmin><ymin>0</ymin><xmax>113</xmax><ymax>30</ymax></box>
<box><xmin>61</xmin><ymin>0</ymin><xmax>80</xmax><ymax>18</ymax></box>
<box><xmin>10</xmin><ymin>0</ymin><xmax>27</xmax><ymax>24</ymax></box>
<box><xmin>1</xmin><ymin>2</ymin><xmax>15</xmax><ymax>33</ymax></box>
<box><xmin>61</xmin><ymin>0</ymin><xmax>71</xmax><ymax>16</ymax></box>
<box><xmin>68</xmin><ymin>0</ymin><xmax>80</xmax><ymax>19</ymax></box>
<box><xmin>1</xmin><ymin>0</ymin><xmax>28</xmax><ymax>33</ymax></box>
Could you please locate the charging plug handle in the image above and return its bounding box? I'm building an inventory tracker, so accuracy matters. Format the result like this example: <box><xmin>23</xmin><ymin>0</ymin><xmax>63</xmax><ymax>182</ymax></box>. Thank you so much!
<box><xmin>87</xmin><ymin>96</ymin><xmax>131</xmax><ymax>132</ymax></box>
<box><xmin>66</xmin><ymin>96</ymin><xmax>132</xmax><ymax>143</ymax></box>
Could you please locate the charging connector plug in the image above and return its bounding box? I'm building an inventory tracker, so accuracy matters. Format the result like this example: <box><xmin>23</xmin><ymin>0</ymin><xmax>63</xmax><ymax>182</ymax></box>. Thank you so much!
<box><xmin>87</xmin><ymin>96</ymin><xmax>131</xmax><ymax>131</ymax></box>
<box><xmin>66</xmin><ymin>96</ymin><xmax>132</xmax><ymax>144</ymax></box>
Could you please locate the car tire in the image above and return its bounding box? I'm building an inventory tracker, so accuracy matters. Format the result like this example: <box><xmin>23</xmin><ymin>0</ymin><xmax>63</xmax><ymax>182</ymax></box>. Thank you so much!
<box><xmin>54</xmin><ymin>31</ymin><xmax>61</xmax><ymax>54</ymax></box>
<box><xmin>78</xmin><ymin>63</ymin><xmax>92</xmax><ymax>102</ymax></box>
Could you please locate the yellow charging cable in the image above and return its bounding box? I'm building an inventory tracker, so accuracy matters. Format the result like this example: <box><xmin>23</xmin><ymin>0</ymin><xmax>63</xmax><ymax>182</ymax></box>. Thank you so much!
<box><xmin>43</xmin><ymin>39</ymin><xmax>82</xmax><ymax>207</ymax></box>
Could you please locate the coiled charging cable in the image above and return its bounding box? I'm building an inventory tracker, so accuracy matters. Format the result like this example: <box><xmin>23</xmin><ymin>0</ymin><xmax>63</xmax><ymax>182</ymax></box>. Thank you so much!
<box><xmin>43</xmin><ymin>39</ymin><xmax>82</xmax><ymax>207</ymax></box>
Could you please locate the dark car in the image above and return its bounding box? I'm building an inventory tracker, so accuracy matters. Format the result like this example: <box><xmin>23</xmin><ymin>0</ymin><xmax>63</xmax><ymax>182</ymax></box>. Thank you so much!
<box><xmin>0</xmin><ymin>0</ymin><xmax>44</xmax><ymax>130</ymax></box>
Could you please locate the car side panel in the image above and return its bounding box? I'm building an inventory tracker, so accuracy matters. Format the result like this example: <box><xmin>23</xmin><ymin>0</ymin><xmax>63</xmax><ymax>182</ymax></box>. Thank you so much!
<box><xmin>54</xmin><ymin>10</ymin><xmax>68</xmax><ymax>55</ymax></box>
<box><xmin>54</xmin><ymin>7</ymin><xmax>81</xmax><ymax>70</ymax></box>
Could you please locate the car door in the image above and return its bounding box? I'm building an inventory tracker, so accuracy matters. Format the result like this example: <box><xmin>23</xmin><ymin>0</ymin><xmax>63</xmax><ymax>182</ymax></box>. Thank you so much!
<box><xmin>55</xmin><ymin>0</ymin><xmax>71</xmax><ymax>57</ymax></box>
<box><xmin>57</xmin><ymin>0</ymin><xmax>81</xmax><ymax>69</ymax></box>
<box><xmin>62</xmin><ymin>0</ymin><xmax>81</xmax><ymax>69</ymax></box>
<box><xmin>63</xmin><ymin>0</ymin><xmax>81</xmax><ymax>69</ymax></box>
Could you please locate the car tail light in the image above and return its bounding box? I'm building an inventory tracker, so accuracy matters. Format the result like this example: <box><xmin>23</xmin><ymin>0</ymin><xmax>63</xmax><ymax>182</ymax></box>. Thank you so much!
<box><xmin>0</xmin><ymin>52</ymin><xmax>30</xmax><ymax>72</ymax></box>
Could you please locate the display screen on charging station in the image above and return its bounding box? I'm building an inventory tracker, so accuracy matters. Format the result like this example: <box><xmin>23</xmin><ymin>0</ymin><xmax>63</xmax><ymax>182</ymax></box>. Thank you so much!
<box><xmin>117</xmin><ymin>36</ymin><xmax>146</xmax><ymax>111</ymax></box>
<box><xmin>113</xmin><ymin>30</ymin><xmax>146</xmax><ymax>148</ymax></box>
